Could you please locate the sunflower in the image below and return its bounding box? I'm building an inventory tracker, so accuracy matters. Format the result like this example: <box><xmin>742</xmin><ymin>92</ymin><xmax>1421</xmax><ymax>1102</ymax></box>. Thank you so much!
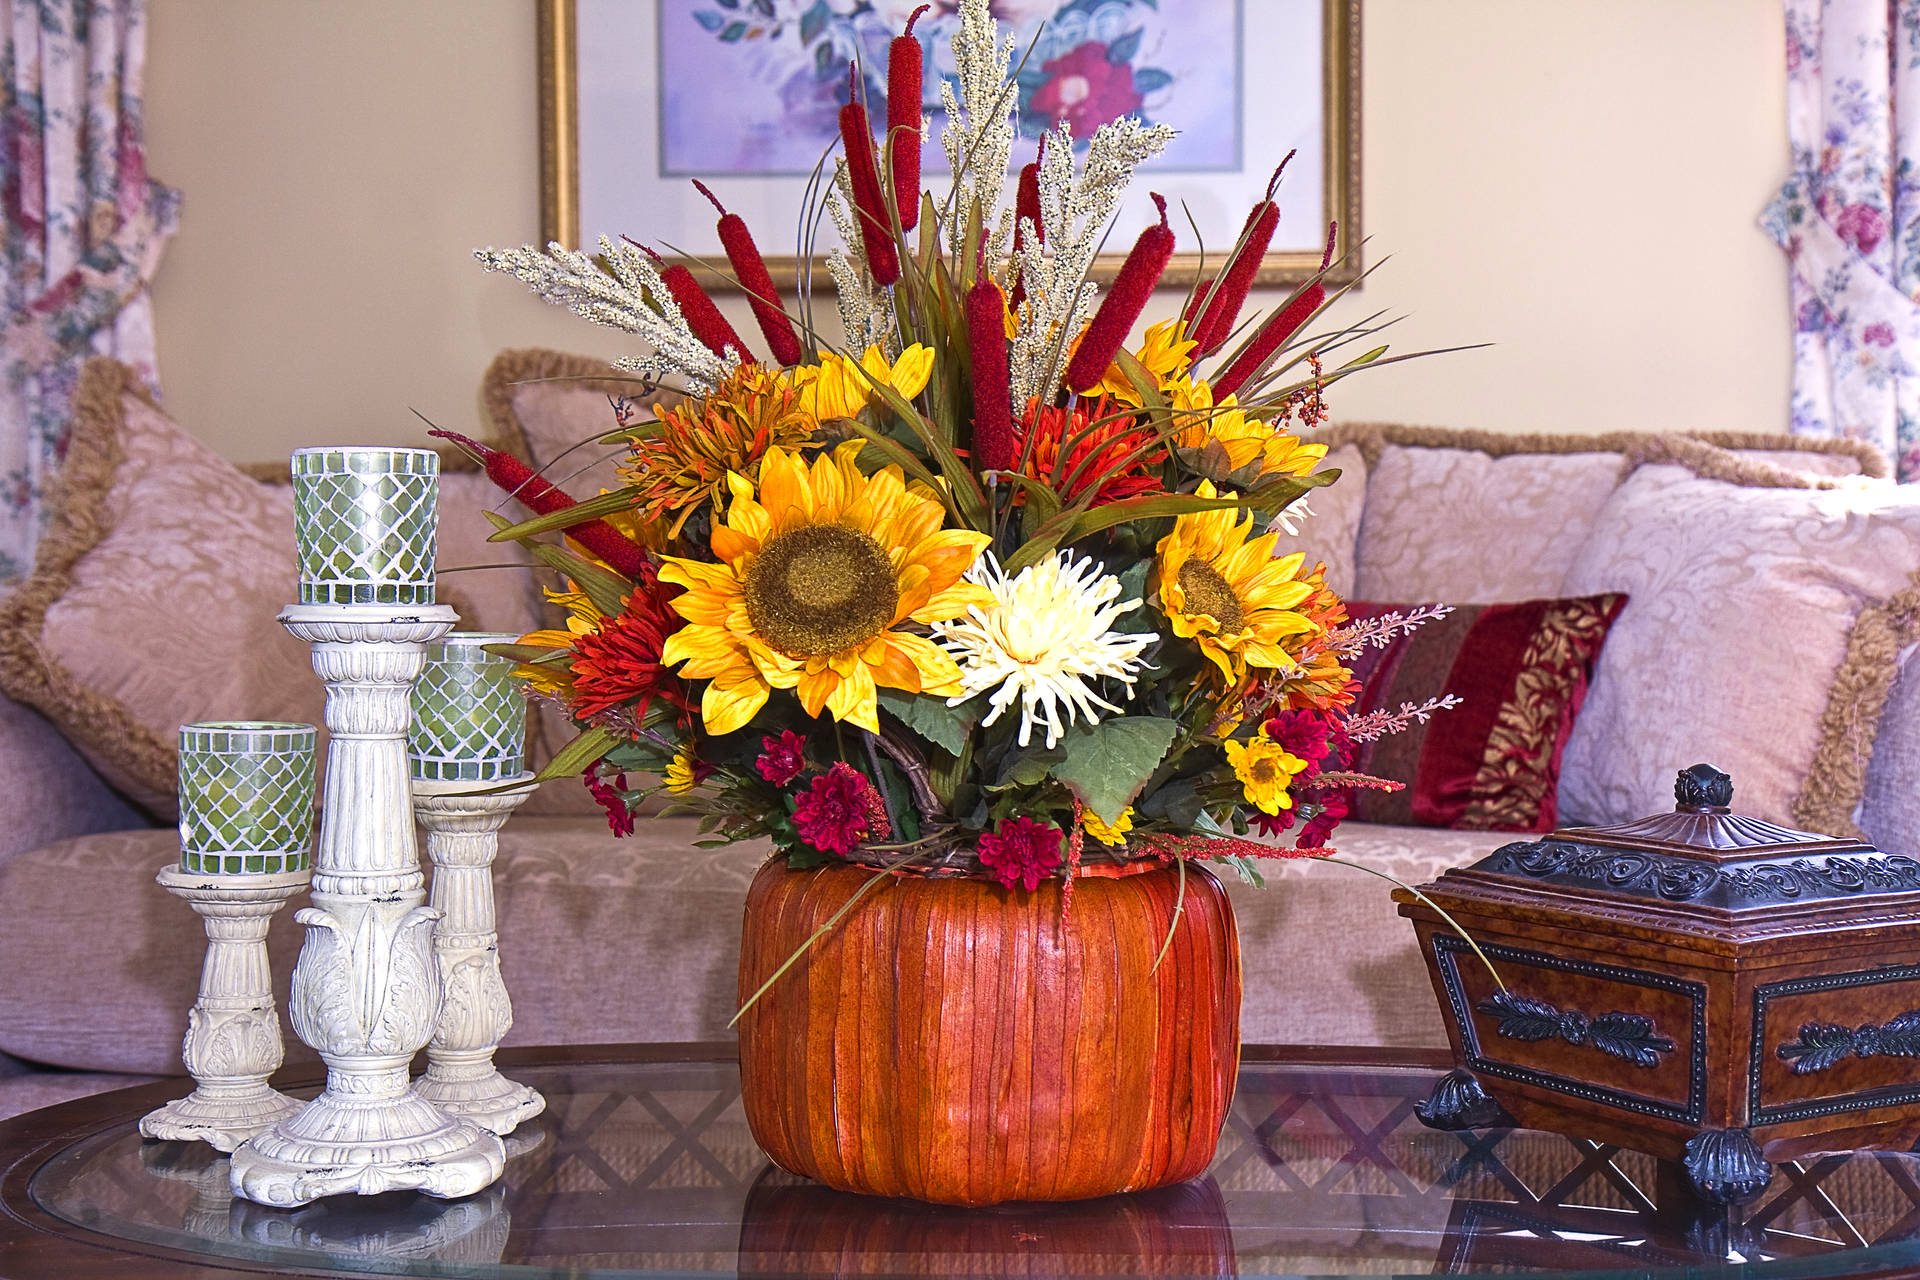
<box><xmin>1088</xmin><ymin>319</ymin><xmax>1198</xmax><ymax>403</ymax></box>
<box><xmin>1170</xmin><ymin>381</ymin><xmax>1328</xmax><ymax>488</ymax></box>
<box><xmin>658</xmin><ymin>441</ymin><xmax>992</xmax><ymax>736</ymax></box>
<box><xmin>1151</xmin><ymin>480</ymin><xmax>1318</xmax><ymax>685</ymax></box>
<box><xmin>1080</xmin><ymin>805</ymin><xmax>1134</xmax><ymax>847</ymax></box>
<box><xmin>789</xmin><ymin>344</ymin><xmax>933</xmax><ymax>422</ymax></box>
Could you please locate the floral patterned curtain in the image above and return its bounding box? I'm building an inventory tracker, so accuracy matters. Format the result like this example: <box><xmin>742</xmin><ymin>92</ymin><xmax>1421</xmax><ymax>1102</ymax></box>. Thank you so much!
<box><xmin>0</xmin><ymin>0</ymin><xmax>179</xmax><ymax>580</ymax></box>
<box><xmin>1762</xmin><ymin>0</ymin><xmax>1920</xmax><ymax>480</ymax></box>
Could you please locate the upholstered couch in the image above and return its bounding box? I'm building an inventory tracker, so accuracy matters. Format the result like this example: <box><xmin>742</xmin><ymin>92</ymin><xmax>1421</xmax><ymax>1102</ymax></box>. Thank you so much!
<box><xmin>2</xmin><ymin>350</ymin><xmax>1915</xmax><ymax>1123</ymax></box>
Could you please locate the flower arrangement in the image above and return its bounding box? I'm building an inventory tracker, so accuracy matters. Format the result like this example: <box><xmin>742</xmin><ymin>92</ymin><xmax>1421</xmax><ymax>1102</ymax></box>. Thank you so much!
<box><xmin>463</xmin><ymin>0</ymin><xmax>1455</xmax><ymax>912</ymax></box>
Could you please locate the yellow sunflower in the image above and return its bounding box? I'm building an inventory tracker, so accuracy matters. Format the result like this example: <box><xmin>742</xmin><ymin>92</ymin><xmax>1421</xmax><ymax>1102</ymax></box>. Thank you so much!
<box><xmin>1151</xmin><ymin>480</ymin><xmax>1318</xmax><ymax>685</ymax></box>
<box><xmin>1225</xmin><ymin>735</ymin><xmax>1308</xmax><ymax>815</ymax></box>
<box><xmin>1080</xmin><ymin>805</ymin><xmax>1134</xmax><ymax>847</ymax></box>
<box><xmin>658</xmin><ymin>441</ymin><xmax>992</xmax><ymax>735</ymax></box>
<box><xmin>1170</xmin><ymin>381</ymin><xmax>1328</xmax><ymax>486</ymax></box>
<box><xmin>665</xmin><ymin>741</ymin><xmax>701</xmax><ymax>794</ymax></box>
<box><xmin>789</xmin><ymin>344</ymin><xmax>934</xmax><ymax>422</ymax></box>
<box><xmin>1091</xmin><ymin>319</ymin><xmax>1198</xmax><ymax>403</ymax></box>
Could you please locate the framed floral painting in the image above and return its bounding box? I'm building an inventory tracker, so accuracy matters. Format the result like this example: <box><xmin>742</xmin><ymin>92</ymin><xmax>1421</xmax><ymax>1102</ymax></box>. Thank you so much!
<box><xmin>539</xmin><ymin>0</ymin><xmax>1360</xmax><ymax>287</ymax></box>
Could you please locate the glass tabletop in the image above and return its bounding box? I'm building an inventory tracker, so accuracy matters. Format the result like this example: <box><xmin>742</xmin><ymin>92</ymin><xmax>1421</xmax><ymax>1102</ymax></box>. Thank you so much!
<box><xmin>28</xmin><ymin>1056</ymin><xmax>1920</xmax><ymax>1279</ymax></box>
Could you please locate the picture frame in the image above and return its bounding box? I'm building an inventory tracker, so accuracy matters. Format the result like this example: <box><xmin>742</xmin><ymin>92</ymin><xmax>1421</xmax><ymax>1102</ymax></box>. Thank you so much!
<box><xmin>539</xmin><ymin>0</ymin><xmax>1360</xmax><ymax>289</ymax></box>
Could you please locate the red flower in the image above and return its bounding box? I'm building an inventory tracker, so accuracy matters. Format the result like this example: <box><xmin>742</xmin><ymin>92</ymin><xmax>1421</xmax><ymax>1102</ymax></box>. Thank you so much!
<box><xmin>793</xmin><ymin>763</ymin><xmax>890</xmax><ymax>856</ymax></box>
<box><xmin>1297</xmin><ymin>792</ymin><xmax>1349</xmax><ymax>848</ymax></box>
<box><xmin>756</xmin><ymin>730</ymin><xmax>807</xmax><ymax>787</ymax></box>
<box><xmin>1029</xmin><ymin>41</ymin><xmax>1142</xmax><ymax>137</ymax></box>
<box><xmin>1017</xmin><ymin>396</ymin><xmax>1163</xmax><ymax>508</ymax></box>
<box><xmin>977</xmin><ymin>815</ymin><xmax>1064</xmax><ymax>891</ymax></box>
<box><xmin>584</xmin><ymin>768</ymin><xmax>635</xmax><ymax>838</ymax></box>
<box><xmin>1864</xmin><ymin>321</ymin><xmax>1897</xmax><ymax>348</ymax></box>
<box><xmin>569</xmin><ymin>571</ymin><xmax>691</xmax><ymax>722</ymax></box>
<box><xmin>1261</xmin><ymin>709</ymin><xmax>1336</xmax><ymax>782</ymax></box>
<box><xmin>1250</xmin><ymin>806</ymin><xmax>1296</xmax><ymax>840</ymax></box>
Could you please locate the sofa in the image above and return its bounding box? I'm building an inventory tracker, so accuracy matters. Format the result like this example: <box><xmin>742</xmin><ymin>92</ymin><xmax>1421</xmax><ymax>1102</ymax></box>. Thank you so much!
<box><xmin>1</xmin><ymin>349</ymin><xmax>1914</xmax><ymax>1122</ymax></box>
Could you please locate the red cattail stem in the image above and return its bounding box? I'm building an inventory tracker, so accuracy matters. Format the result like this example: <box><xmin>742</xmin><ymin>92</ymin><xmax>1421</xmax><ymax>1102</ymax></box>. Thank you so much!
<box><xmin>1209</xmin><ymin>222</ymin><xmax>1336</xmax><ymax>401</ymax></box>
<box><xmin>1064</xmin><ymin>193</ymin><xmax>1175</xmax><ymax>395</ymax></box>
<box><xmin>966</xmin><ymin>275</ymin><xmax>1016</xmax><ymax>471</ymax></box>
<box><xmin>428</xmin><ymin>429</ymin><xmax>649</xmax><ymax>580</ymax></box>
<box><xmin>693</xmin><ymin>180</ymin><xmax>803</xmax><ymax>367</ymax></box>
<box><xmin>1007</xmin><ymin>149</ymin><xmax>1044</xmax><ymax>315</ymax></box>
<box><xmin>634</xmin><ymin>242</ymin><xmax>755</xmax><ymax>365</ymax></box>
<box><xmin>887</xmin><ymin>6</ymin><xmax>928</xmax><ymax>232</ymax></box>
<box><xmin>839</xmin><ymin>65</ymin><xmax>901</xmax><ymax>286</ymax></box>
<box><xmin>1191</xmin><ymin>151</ymin><xmax>1294</xmax><ymax>355</ymax></box>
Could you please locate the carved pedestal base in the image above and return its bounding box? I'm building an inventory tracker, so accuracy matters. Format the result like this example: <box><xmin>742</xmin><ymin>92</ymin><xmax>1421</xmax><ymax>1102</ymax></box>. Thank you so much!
<box><xmin>230</xmin><ymin>1056</ymin><xmax>504</xmax><ymax>1205</ymax></box>
<box><xmin>140</xmin><ymin>867</ymin><xmax>308</xmax><ymax>1153</ymax></box>
<box><xmin>412</xmin><ymin>778</ymin><xmax>542</xmax><ymax>1136</ymax></box>
<box><xmin>1414</xmin><ymin>1069</ymin><xmax>1514</xmax><ymax>1131</ymax></box>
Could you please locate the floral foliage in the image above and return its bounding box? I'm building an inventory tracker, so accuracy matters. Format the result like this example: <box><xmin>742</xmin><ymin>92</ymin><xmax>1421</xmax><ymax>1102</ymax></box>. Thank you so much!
<box><xmin>475</xmin><ymin>0</ymin><xmax>1445</xmax><ymax>889</ymax></box>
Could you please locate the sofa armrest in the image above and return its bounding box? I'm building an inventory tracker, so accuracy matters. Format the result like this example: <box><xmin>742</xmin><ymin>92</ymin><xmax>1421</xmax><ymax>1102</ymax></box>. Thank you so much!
<box><xmin>0</xmin><ymin>696</ymin><xmax>147</xmax><ymax>864</ymax></box>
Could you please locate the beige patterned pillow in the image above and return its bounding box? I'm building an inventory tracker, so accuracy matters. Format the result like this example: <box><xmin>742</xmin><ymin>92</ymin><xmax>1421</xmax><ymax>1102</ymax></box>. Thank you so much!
<box><xmin>0</xmin><ymin>360</ymin><xmax>324</xmax><ymax>817</ymax></box>
<box><xmin>1284</xmin><ymin>443</ymin><xmax>1365</xmax><ymax>598</ymax></box>
<box><xmin>480</xmin><ymin>347</ymin><xmax>647</xmax><ymax>502</ymax></box>
<box><xmin>1558</xmin><ymin>460</ymin><xmax>1920</xmax><ymax>829</ymax></box>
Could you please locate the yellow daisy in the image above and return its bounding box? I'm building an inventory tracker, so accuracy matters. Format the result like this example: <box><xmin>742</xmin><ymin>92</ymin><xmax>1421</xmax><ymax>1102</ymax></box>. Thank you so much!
<box><xmin>665</xmin><ymin>741</ymin><xmax>701</xmax><ymax>794</ymax></box>
<box><xmin>511</xmin><ymin>586</ymin><xmax>602</xmax><ymax>697</ymax></box>
<box><xmin>790</xmin><ymin>344</ymin><xmax>934</xmax><ymax>422</ymax></box>
<box><xmin>1080</xmin><ymin>805</ymin><xmax>1134</xmax><ymax>847</ymax></box>
<box><xmin>1225</xmin><ymin>735</ymin><xmax>1308</xmax><ymax>815</ymax></box>
<box><xmin>1091</xmin><ymin>319</ymin><xmax>1198</xmax><ymax>404</ymax></box>
<box><xmin>658</xmin><ymin>441</ymin><xmax>992</xmax><ymax>736</ymax></box>
<box><xmin>1151</xmin><ymin>480</ymin><xmax>1319</xmax><ymax>685</ymax></box>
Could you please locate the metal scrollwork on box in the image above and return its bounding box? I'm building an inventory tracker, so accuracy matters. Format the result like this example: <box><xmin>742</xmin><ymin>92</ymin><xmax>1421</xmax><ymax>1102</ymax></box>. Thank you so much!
<box><xmin>1486</xmin><ymin>840</ymin><xmax>1920</xmax><ymax>909</ymax></box>
<box><xmin>1476</xmin><ymin>990</ymin><xmax>1676</xmax><ymax>1068</ymax></box>
<box><xmin>1776</xmin><ymin>1010</ymin><xmax>1920</xmax><ymax>1075</ymax></box>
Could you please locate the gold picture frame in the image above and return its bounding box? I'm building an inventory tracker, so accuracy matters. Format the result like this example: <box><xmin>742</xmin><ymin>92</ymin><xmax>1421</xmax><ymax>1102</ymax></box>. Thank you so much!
<box><xmin>538</xmin><ymin>0</ymin><xmax>1360</xmax><ymax>288</ymax></box>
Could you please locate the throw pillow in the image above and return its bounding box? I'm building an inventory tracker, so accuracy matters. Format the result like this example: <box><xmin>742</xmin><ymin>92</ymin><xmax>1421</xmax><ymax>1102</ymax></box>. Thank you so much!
<box><xmin>0</xmin><ymin>360</ymin><xmax>324</xmax><ymax>817</ymax></box>
<box><xmin>1558</xmin><ymin>459</ymin><xmax>1920</xmax><ymax>830</ymax></box>
<box><xmin>1340</xmin><ymin>594</ymin><xmax>1627</xmax><ymax>832</ymax></box>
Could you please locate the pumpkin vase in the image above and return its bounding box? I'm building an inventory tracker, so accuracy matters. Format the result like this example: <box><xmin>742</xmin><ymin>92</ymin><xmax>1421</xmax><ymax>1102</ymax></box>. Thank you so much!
<box><xmin>736</xmin><ymin>855</ymin><xmax>1242</xmax><ymax>1206</ymax></box>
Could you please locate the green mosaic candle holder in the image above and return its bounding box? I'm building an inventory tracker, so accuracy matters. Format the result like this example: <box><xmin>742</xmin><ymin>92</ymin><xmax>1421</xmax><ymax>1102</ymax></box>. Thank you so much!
<box><xmin>292</xmin><ymin>446</ymin><xmax>439</xmax><ymax>606</ymax></box>
<box><xmin>410</xmin><ymin>634</ymin><xmax>527</xmax><ymax>783</ymax></box>
<box><xmin>177</xmin><ymin>722</ymin><xmax>318</xmax><ymax>874</ymax></box>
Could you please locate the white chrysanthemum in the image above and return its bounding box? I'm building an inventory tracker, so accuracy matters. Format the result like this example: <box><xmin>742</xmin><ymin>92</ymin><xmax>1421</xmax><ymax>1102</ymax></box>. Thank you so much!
<box><xmin>932</xmin><ymin>551</ymin><xmax>1155</xmax><ymax>749</ymax></box>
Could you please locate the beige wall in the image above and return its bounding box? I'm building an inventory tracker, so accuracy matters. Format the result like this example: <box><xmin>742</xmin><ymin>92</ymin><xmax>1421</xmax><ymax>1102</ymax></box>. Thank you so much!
<box><xmin>145</xmin><ymin>0</ymin><xmax>1790</xmax><ymax>463</ymax></box>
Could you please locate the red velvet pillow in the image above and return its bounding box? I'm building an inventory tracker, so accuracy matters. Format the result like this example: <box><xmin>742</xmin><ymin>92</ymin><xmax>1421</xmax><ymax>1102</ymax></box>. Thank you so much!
<box><xmin>1342</xmin><ymin>594</ymin><xmax>1627</xmax><ymax>832</ymax></box>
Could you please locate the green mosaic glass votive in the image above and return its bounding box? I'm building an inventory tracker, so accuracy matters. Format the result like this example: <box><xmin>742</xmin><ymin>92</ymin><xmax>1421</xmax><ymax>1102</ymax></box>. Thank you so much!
<box><xmin>291</xmin><ymin>446</ymin><xmax>439</xmax><ymax>606</ymax></box>
<box><xmin>409</xmin><ymin>633</ymin><xmax>527</xmax><ymax>782</ymax></box>
<box><xmin>177</xmin><ymin>722</ymin><xmax>317</xmax><ymax>874</ymax></box>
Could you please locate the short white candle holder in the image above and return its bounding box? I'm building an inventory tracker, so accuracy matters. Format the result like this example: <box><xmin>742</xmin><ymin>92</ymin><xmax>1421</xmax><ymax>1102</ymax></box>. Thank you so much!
<box><xmin>412</xmin><ymin>776</ymin><xmax>543</xmax><ymax>1135</ymax></box>
<box><xmin>139</xmin><ymin>866</ymin><xmax>309</xmax><ymax>1152</ymax></box>
<box><xmin>229</xmin><ymin>604</ymin><xmax>506</xmax><ymax>1206</ymax></box>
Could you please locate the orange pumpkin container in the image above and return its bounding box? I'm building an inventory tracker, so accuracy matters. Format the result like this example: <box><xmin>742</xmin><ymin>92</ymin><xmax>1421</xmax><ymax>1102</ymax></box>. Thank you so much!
<box><xmin>735</xmin><ymin>856</ymin><xmax>1242</xmax><ymax>1206</ymax></box>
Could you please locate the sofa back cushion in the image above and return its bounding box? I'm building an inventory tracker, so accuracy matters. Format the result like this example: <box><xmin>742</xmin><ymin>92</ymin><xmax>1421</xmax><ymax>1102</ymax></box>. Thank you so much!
<box><xmin>1286</xmin><ymin>443</ymin><xmax>1366</xmax><ymax>598</ymax></box>
<box><xmin>1558</xmin><ymin>460</ymin><xmax>1920</xmax><ymax>828</ymax></box>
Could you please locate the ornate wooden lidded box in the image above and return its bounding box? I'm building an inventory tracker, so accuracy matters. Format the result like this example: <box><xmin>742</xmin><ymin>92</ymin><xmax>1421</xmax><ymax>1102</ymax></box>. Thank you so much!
<box><xmin>1397</xmin><ymin>763</ymin><xmax>1920</xmax><ymax>1205</ymax></box>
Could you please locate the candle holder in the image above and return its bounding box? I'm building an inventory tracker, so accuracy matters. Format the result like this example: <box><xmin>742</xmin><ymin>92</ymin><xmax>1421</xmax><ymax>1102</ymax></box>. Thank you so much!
<box><xmin>409</xmin><ymin>634</ymin><xmax>544</xmax><ymax>1135</ymax></box>
<box><xmin>141</xmin><ymin>722</ymin><xmax>316</xmax><ymax>1152</ymax></box>
<box><xmin>232</xmin><ymin>448</ymin><xmax>505</xmax><ymax>1206</ymax></box>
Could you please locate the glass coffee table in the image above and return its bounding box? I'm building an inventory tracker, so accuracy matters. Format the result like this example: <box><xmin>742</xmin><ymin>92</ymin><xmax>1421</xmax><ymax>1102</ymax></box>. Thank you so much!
<box><xmin>8</xmin><ymin>1044</ymin><xmax>1920</xmax><ymax>1278</ymax></box>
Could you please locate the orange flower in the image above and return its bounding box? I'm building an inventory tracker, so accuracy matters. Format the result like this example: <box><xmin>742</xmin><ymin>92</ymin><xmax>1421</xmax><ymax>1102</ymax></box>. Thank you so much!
<box><xmin>619</xmin><ymin>364</ymin><xmax>816</xmax><ymax>536</ymax></box>
<box><xmin>1016</xmin><ymin>396</ymin><xmax>1163</xmax><ymax>508</ymax></box>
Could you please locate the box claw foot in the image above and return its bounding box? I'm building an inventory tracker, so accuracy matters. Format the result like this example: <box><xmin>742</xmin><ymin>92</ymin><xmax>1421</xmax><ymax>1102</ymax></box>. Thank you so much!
<box><xmin>1683</xmin><ymin>1128</ymin><xmax>1771</xmax><ymax>1205</ymax></box>
<box><xmin>1415</xmin><ymin>1069</ymin><xmax>1513</xmax><ymax>1131</ymax></box>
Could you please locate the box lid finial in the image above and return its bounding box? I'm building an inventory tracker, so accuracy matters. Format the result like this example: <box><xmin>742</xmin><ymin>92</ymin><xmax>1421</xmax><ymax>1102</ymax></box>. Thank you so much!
<box><xmin>1675</xmin><ymin>764</ymin><xmax>1733</xmax><ymax>812</ymax></box>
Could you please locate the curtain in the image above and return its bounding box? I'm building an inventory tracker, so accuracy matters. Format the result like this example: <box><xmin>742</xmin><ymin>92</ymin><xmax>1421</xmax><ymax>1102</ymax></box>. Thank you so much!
<box><xmin>0</xmin><ymin>0</ymin><xmax>179</xmax><ymax>580</ymax></box>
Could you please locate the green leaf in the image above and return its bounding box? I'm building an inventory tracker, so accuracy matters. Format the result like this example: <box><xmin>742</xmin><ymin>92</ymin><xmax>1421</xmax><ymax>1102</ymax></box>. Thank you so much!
<box><xmin>483</xmin><ymin>510</ymin><xmax>633</xmax><ymax>617</ymax></box>
<box><xmin>534</xmin><ymin>725</ymin><xmax>620</xmax><ymax>783</ymax></box>
<box><xmin>1111</xmin><ymin>560</ymin><xmax>1156</xmax><ymax>635</ymax></box>
<box><xmin>877</xmin><ymin>690</ymin><xmax>978</xmax><ymax>756</ymax></box>
<box><xmin>485</xmin><ymin>488</ymin><xmax>638</xmax><ymax>542</ymax></box>
<box><xmin>1056</xmin><ymin>470</ymin><xmax>1340</xmax><ymax>547</ymax></box>
<box><xmin>1052</xmin><ymin>717</ymin><xmax>1178</xmax><ymax>825</ymax></box>
<box><xmin>798</xmin><ymin>0</ymin><xmax>828</xmax><ymax>41</ymax></box>
<box><xmin>1140</xmin><ymin>776</ymin><xmax>1206</xmax><ymax>827</ymax></box>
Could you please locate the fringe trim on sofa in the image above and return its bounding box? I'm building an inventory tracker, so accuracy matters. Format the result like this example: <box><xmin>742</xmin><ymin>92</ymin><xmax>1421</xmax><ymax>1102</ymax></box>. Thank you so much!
<box><xmin>1316</xmin><ymin>421</ymin><xmax>1890</xmax><ymax>479</ymax></box>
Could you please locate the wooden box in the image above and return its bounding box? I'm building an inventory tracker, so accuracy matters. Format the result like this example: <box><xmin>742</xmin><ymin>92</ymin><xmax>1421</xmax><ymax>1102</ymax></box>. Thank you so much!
<box><xmin>1396</xmin><ymin>763</ymin><xmax>1920</xmax><ymax>1204</ymax></box>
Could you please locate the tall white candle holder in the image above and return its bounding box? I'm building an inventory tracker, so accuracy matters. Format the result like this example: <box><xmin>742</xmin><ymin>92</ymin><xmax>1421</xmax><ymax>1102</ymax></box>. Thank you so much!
<box><xmin>231</xmin><ymin>448</ymin><xmax>505</xmax><ymax>1206</ymax></box>
<box><xmin>408</xmin><ymin>631</ymin><xmax>543</xmax><ymax>1135</ymax></box>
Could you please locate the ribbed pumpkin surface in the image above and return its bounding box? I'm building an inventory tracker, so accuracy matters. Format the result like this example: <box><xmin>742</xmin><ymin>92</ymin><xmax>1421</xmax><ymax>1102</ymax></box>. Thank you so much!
<box><xmin>736</xmin><ymin>857</ymin><xmax>1242</xmax><ymax>1206</ymax></box>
